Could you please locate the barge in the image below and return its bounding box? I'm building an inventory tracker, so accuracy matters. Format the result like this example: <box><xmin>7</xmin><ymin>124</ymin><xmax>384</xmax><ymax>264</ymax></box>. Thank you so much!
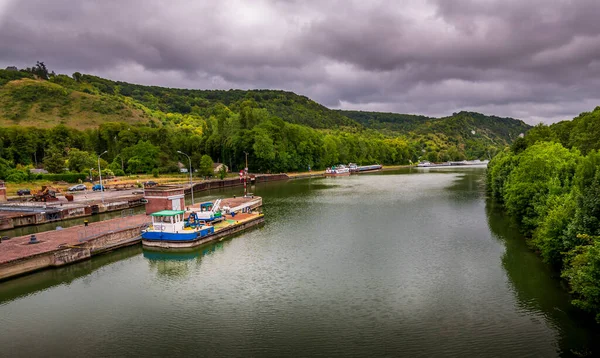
<box><xmin>347</xmin><ymin>163</ymin><xmax>384</xmax><ymax>174</ymax></box>
<box><xmin>417</xmin><ymin>160</ymin><xmax>489</xmax><ymax>168</ymax></box>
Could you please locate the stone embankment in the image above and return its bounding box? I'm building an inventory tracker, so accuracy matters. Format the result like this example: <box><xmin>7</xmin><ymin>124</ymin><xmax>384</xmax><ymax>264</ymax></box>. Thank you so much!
<box><xmin>0</xmin><ymin>214</ymin><xmax>149</xmax><ymax>281</ymax></box>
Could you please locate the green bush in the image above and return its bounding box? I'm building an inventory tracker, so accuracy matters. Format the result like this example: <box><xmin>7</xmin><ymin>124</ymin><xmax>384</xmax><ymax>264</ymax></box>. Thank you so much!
<box><xmin>6</xmin><ymin>170</ymin><xmax>28</xmax><ymax>183</ymax></box>
<box><xmin>101</xmin><ymin>169</ymin><xmax>114</xmax><ymax>178</ymax></box>
<box><xmin>152</xmin><ymin>168</ymin><xmax>159</xmax><ymax>178</ymax></box>
<box><xmin>113</xmin><ymin>169</ymin><xmax>125</xmax><ymax>176</ymax></box>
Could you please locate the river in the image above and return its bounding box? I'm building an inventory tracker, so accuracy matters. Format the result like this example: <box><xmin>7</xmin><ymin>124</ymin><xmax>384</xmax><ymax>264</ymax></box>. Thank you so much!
<box><xmin>1</xmin><ymin>168</ymin><xmax>599</xmax><ymax>357</ymax></box>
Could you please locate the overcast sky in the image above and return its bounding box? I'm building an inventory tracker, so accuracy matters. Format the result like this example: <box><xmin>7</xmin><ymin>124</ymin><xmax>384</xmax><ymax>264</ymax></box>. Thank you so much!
<box><xmin>2</xmin><ymin>0</ymin><xmax>600</xmax><ymax>124</ymax></box>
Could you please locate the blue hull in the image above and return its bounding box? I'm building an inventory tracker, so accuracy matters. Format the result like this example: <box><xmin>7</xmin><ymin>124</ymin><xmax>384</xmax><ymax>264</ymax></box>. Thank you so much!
<box><xmin>142</xmin><ymin>227</ymin><xmax>214</xmax><ymax>242</ymax></box>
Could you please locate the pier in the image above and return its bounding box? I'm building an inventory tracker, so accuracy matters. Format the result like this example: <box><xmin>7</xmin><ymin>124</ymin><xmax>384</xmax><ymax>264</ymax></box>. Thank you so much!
<box><xmin>0</xmin><ymin>214</ymin><xmax>149</xmax><ymax>281</ymax></box>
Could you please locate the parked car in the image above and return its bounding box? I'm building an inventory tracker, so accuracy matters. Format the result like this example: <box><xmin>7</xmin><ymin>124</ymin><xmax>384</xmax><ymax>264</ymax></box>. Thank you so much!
<box><xmin>17</xmin><ymin>189</ymin><xmax>31</xmax><ymax>196</ymax></box>
<box><xmin>68</xmin><ymin>184</ymin><xmax>87</xmax><ymax>192</ymax></box>
<box><xmin>144</xmin><ymin>181</ymin><xmax>158</xmax><ymax>188</ymax></box>
<box><xmin>92</xmin><ymin>184</ymin><xmax>105</xmax><ymax>191</ymax></box>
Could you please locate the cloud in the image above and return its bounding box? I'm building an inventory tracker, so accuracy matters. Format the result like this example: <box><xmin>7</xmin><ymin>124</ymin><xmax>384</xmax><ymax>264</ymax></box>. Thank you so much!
<box><xmin>1</xmin><ymin>0</ymin><xmax>600</xmax><ymax>124</ymax></box>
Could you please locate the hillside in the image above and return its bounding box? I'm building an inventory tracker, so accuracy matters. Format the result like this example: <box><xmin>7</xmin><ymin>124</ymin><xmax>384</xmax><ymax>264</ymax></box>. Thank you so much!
<box><xmin>340</xmin><ymin>110</ymin><xmax>529</xmax><ymax>143</ymax></box>
<box><xmin>60</xmin><ymin>74</ymin><xmax>360</xmax><ymax>129</ymax></box>
<box><xmin>0</xmin><ymin>78</ymin><xmax>151</xmax><ymax>129</ymax></box>
<box><xmin>0</xmin><ymin>67</ymin><xmax>534</xmax><ymax>178</ymax></box>
<box><xmin>340</xmin><ymin>110</ymin><xmax>530</xmax><ymax>160</ymax></box>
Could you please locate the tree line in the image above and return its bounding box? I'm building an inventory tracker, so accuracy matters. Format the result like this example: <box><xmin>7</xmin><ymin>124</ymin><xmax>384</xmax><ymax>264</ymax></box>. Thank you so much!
<box><xmin>486</xmin><ymin>106</ymin><xmax>600</xmax><ymax>321</ymax></box>
<box><xmin>0</xmin><ymin>64</ymin><xmax>518</xmax><ymax>182</ymax></box>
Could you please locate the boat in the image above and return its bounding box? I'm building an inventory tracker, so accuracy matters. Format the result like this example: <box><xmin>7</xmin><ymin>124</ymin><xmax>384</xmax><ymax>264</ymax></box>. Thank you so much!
<box><xmin>142</xmin><ymin>210</ymin><xmax>215</xmax><ymax>242</ymax></box>
<box><xmin>142</xmin><ymin>196</ymin><xmax>265</xmax><ymax>249</ymax></box>
<box><xmin>348</xmin><ymin>163</ymin><xmax>359</xmax><ymax>173</ymax></box>
<box><xmin>416</xmin><ymin>160</ymin><xmax>489</xmax><ymax>168</ymax></box>
<box><xmin>325</xmin><ymin>164</ymin><xmax>350</xmax><ymax>176</ymax></box>
<box><xmin>357</xmin><ymin>164</ymin><xmax>382</xmax><ymax>172</ymax></box>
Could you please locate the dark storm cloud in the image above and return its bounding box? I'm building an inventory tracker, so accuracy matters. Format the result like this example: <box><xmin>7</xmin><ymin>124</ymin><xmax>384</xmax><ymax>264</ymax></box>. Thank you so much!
<box><xmin>1</xmin><ymin>0</ymin><xmax>600</xmax><ymax>123</ymax></box>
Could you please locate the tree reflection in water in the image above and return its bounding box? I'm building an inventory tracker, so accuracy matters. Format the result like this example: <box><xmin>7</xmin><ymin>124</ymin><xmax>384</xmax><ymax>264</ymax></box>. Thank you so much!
<box><xmin>486</xmin><ymin>198</ymin><xmax>600</xmax><ymax>357</ymax></box>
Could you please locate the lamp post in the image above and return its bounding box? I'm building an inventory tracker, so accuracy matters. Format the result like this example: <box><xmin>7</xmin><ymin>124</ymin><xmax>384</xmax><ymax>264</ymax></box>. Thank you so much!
<box><xmin>98</xmin><ymin>150</ymin><xmax>107</xmax><ymax>204</ymax></box>
<box><xmin>177</xmin><ymin>151</ymin><xmax>194</xmax><ymax>206</ymax></box>
<box><xmin>243</xmin><ymin>151</ymin><xmax>249</xmax><ymax>196</ymax></box>
<box><xmin>89</xmin><ymin>168</ymin><xmax>93</xmax><ymax>182</ymax></box>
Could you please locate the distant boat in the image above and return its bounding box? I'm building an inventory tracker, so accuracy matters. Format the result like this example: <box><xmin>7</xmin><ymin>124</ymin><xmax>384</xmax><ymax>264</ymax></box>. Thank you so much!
<box><xmin>348</xmin><ymin>163</ymin><xmax>382</xmax><ymax>173</ymax></box>
<box><xmin>357</xmin><ymin>164</ymin><xmax>382</xmax><ymax>172</ymax></box>
<box><xmin>325</xmin><ymin>164</ymin><xmax>350</xmax><ymax>176</ymax></box>
<box><xmin>417</xmin><ymin>160</ymin><xmax>488</xmax><ymax>168</ymax></box>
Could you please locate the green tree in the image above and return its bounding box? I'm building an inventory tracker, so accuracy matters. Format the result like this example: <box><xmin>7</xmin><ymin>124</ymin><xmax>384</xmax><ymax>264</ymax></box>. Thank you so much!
<box><xmin>218</xmin><ymin>165</ymin><xmax>227</xmax><ymax>180</ymax></box>
<box><xmin>43</xmin><ymin>147</ymin><xmax>66</xmax><ymax>173</ymax></box>
<box><xmin>198</xmin><ymin>155</ymin><xmax>213</xmax><ymax>177</ymax></box>
<box><xmin>67</xmin><ymin>148</ymin><xmax>96</xmax><ymax>173</ymax></box>
<box><xmin>562</xmin><ymin>237</ymin><xmax>600</xmax><ymax>322</ymax></box>
<box><xmin>0</xmin><ymin>158</ymin><xmax>12</xmax><ymax>180</ymax></box>
<box><xmin>121</xmin><ymin>140</ymin><xmax>159</xmax><ymax>173</ymax></box>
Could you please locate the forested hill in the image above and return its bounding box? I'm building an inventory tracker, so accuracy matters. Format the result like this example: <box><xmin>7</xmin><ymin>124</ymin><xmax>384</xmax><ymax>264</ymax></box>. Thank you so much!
<box><xmin>486</xmin><ymin>106</ymin><xmax>600</xmax><ymax>322</ymax></box>
<box><xmin>0</xmin><ymin>66</ymin><xmax>532</xmax><ymax>178</ymax></box>
<box><xmin>339</xmin><ymin>110</ymin><xmax>530</xmax><ymax>144</ymax></box>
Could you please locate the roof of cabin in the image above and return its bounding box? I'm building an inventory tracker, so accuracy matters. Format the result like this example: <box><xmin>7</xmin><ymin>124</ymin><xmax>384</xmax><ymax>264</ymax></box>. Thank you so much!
<box><xmin>150</xmin><ymin>210</ymin><xmax>185</xmax><ymax>216</ymax></box>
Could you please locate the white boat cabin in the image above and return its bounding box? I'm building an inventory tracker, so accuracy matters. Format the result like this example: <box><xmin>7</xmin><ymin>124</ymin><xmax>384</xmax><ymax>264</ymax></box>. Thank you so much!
<box><xmin>150</xmin><ymin>210</ymin><xmax>186</xmax><ymax>232</ymax></box>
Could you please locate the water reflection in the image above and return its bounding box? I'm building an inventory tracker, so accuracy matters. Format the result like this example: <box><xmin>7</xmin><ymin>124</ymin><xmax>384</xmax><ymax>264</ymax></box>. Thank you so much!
<box><xmin>485</xmin><ymin>198</ymin><xmax>600</xmax><ymax>357</ymax></box>
<box><xmin>143</xmin><ymin>243</ymin><xmax>224</xmax><ymax>278</ymax></box>
<box><xmin>0</xmin><ymin>245</ymin><xmax>142</xmax><ymax>304</ymax></box>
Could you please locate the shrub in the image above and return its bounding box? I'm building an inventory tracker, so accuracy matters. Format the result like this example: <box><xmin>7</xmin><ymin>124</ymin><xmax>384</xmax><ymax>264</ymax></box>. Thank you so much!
<box><xmin>113</xmin><ymin>169</ymin><xmax>125</xmax><ymax>176</ymax></box>
<box><xmin>6</xmin><ymin>170</ymin><xmax>28</xmax><ymax>183</ymax></box>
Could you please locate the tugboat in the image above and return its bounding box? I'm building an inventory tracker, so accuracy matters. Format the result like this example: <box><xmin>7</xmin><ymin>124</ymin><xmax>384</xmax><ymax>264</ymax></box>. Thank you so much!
<box><xmin>142</xmin><ymin>210</ymin><xmax>215</xmax><ymax>242</ymax></box>
<box><xmin>325</xmin><ymin>164</ymin><xmax>351</xmax><ymax>176</ymax></box>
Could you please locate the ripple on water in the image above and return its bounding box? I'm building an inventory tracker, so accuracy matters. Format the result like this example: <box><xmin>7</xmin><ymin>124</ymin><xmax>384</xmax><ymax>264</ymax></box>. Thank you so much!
<box><xmin>0</xmin><ymin>169</ymin><xmax>598</xmax><ymax>357</ymax></box>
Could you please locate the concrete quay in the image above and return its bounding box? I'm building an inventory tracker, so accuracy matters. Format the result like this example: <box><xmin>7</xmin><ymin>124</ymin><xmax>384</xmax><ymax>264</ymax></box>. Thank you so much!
<box><xmin>0</xmin><ymin>214</ymin><xmax>150</xmax><ymax>281</ymax></box>
<box><xmin>0</xmin><ymin>194</ymin><xmax>145</xmax><ymax>231</ymax></box>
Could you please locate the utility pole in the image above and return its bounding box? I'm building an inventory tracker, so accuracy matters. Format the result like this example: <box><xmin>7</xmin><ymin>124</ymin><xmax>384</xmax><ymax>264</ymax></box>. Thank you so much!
<box><xmin>98</xmin><ymin>151</ymin><xmax>108</xmax><ymax>204</ymax></box>
<box><xmin>177</xmin><ymin>151</ymin><xmax>194</xmax><ymax>206</ymax></box>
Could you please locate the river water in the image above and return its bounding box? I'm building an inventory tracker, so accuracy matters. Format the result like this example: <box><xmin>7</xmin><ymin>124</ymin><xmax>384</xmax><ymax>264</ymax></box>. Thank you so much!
<box><xmin>1</xmin><ymin>168</ymin><xmax>599</xmax><ymax>357</ymax></box>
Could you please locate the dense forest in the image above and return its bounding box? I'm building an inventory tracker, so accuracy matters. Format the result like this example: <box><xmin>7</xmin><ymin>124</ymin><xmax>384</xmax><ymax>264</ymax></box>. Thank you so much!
<box><xmin>487</xmin><ymin>106</ymin><xmax>600</xmax><ymax>321</ymax></box>
<box><xmin>0</xmin><ymin>63</ymin><xmax>529</xmax><ymax>182</ymax></box>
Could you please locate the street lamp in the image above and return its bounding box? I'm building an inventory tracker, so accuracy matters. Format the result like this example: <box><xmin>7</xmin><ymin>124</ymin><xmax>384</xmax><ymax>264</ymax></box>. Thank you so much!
<box><xmin>98</xmin><ymin>150</ymin><xmax>107</xmax><ymax>204</ymax></box>
<box><xmin>177</xmin><ymin>151</ymin><xmax>194</xmax><ymax>206</ymax></box>
<box><xmin>89</xmin><ymin>168</ymin><xmax>94</xmax><ymax>182</ymax></box>
<box><xmin>243</xmin><ymin>151</ymin><xmax>249</xmax><ymax>196</ymax></box>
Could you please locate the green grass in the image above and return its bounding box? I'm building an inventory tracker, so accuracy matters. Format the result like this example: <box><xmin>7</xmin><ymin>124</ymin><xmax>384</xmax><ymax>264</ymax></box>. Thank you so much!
<box><xmin>0</xmin><ymin>79</ymin><xmax>150</xmax><ymax>129</ymax></box>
